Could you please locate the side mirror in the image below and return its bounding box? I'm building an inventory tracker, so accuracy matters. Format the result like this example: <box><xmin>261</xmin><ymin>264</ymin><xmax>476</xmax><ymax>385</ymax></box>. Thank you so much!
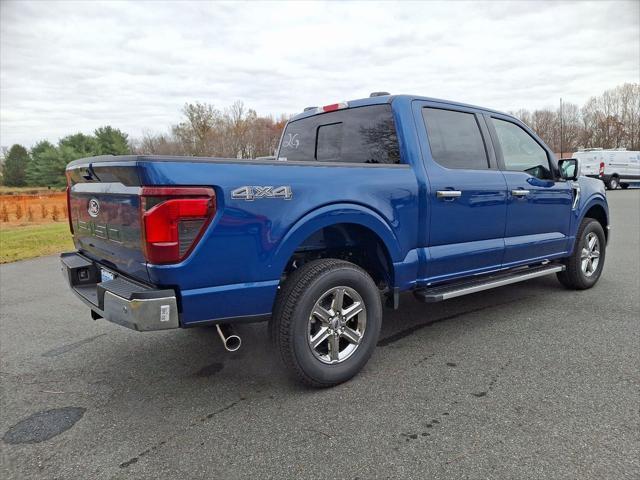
<box><xmin>558</xmin><ymin>158</ymin><xmax>580</xmax><ymax>181</ymax></box>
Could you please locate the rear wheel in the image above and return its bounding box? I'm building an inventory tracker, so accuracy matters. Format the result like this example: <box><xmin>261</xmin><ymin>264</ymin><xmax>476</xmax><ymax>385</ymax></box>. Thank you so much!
<box><xmin>606</xmin><ymin>176</ymin><xmax>619</xmax><ymax>190</ymax></box>
<box><xmin>272</xmin><ymin>259</ymin><xmax>382</xmax><ymax>387</ymax></box>
<box><xmin>557</xmin><ymin>218</ymin><xmax>606</xmax><ymax>290</ymax></box>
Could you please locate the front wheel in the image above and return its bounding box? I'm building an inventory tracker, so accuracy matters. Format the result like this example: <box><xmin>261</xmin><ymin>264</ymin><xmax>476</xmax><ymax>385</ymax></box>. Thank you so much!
<box><xmin>557</xmin><ymin>218</ymin><xmax>606</xmax><ymax>290</ymax></box>
<box><xmin>606</xmin><ymin>176</ymin><xmax>619</xmax><ymax>190</ymax></box>
<box><xmin>272</xmin><ymin>259</ymin><xmax>382</xmax><ymax>387</ymax></box>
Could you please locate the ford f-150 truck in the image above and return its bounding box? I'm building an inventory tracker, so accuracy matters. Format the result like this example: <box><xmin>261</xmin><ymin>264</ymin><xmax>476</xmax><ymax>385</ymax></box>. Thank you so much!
<box><xmin>61</xmin><ymin>93</ymin><xmax>609</xmax><ymax>387</ymax></box>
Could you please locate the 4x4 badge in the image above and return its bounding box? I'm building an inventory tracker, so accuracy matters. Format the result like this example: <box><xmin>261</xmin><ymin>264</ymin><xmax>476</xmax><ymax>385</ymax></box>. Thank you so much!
<box><xmin>231</xmin><ymin>186</ymin><xmax>292</xmax><ymax>201</ymax></box>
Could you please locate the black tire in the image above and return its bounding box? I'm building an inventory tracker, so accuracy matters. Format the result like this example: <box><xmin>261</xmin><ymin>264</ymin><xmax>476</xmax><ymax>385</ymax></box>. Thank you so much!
<box><xmin>606</xmin><ymin>176</ymin><xmax>619</xmax><ymax>190</ymax></box>
<box><xmin>557</xmin><ymin>218</ymin><xmax>606</xmax><ymax>290</ymax></box>
<box><xmin>621</xmin><ymin>183</ymin><xmax>629</xmax><ymax>189</ymax></box>
<box><xmin>272</xmin><ymin>259</ymin><xmax>382</xmax><ymax>387</ymax></box>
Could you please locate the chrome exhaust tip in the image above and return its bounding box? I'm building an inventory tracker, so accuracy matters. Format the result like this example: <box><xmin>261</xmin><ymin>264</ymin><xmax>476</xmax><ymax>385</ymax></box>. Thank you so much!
<box><xmin>215</xmin><ymin>324</ymin><xmax>241</xmax><ymax>352</ymax></box>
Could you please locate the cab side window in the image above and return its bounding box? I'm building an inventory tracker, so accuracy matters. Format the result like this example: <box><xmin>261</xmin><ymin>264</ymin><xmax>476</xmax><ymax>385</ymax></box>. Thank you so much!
<box><xmin>422</xmin><ymin>108</ymin><xmax>489</xmax><ymax>170</ymax></box>
<box><xmin>492</xmin><ymin>118</ymin><xmax>552</xmax><ymax>179</ymax></box>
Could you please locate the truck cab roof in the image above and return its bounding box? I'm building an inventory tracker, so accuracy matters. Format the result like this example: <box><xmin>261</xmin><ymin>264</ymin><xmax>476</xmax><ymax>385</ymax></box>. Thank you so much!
<box><xmin>289</xmin><ymin>93</ymin><xmax>507</xmax><ymax>122</ymax></box>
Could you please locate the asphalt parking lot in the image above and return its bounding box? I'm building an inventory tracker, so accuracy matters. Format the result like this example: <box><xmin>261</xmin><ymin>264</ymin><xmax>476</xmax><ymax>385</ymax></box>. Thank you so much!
<box><xmin>1</xmin><ymin>190</ymin><xmax>639</xmax><ymax>480</ymax></box>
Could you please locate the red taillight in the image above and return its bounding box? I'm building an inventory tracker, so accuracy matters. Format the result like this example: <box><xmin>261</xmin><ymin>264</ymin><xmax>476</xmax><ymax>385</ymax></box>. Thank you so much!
<box><xmin>140</xmin><ymin>187</ymin><xmax>215</xmax><ymax>264</ymax></box>
<box><xmin>66</xmin><ymin>184</ymin><xmax>74</xmax><ymax>234</ymax></box>
<box><xmin>599</xmin><ymin>162</ymin><xmax>605</xmax><ymax>177</ymax></box>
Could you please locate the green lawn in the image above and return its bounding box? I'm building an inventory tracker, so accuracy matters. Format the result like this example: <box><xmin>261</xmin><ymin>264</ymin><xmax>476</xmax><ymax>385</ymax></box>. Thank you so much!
<box><xmin>0</xmin><ymin>223</ymin><xmax>74</xmax><ymax>263</ymax></box>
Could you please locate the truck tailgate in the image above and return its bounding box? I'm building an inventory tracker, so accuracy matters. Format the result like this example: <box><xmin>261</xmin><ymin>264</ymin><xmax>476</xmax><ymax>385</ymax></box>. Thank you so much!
<box><xmin>67</xmin><ymin>162</ymin><xmax>149</xmax><ymax>282</ymax></box>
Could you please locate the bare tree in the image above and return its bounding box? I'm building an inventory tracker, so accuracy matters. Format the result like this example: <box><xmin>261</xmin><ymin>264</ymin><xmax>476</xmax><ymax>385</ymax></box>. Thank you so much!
<box><xmin>131</xmin><ymin>131</ymin><xmax>183</xmax><ymax>155</ymax></box>
<box><xmin>172</xmin><ymin>103</ymin><xmax>223</xmax><ymax>156</ymax></box>
<box><xmin>511</xmin><ymin>83</ymin><xmax>639</xmax><ymax>153</ymax></box>
<box><xmin>558</xmin><ymin>102</ymin><xmax>581</xmax><ymax>153</ymax></box>
<box><xmin>531</xmin><ymin>108</ymin><xmax>558</xmax><ymax>151</ymax></box>
<box><xmin>132</xmin><ymin>101</ymin><xmax>287</xmax><ymax>158</ymax></box>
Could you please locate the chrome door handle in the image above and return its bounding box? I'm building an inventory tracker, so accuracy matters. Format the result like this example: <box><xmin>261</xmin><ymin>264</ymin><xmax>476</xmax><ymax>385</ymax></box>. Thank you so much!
<box><xmin>511</xmin><ymin>189</ymin><xmax>530</xmax><ymax>197</ymax></box>
<box><xmin>436</xmin><ymin>190</ymin><xmax>462</xmax><ymax>199</ymax></box>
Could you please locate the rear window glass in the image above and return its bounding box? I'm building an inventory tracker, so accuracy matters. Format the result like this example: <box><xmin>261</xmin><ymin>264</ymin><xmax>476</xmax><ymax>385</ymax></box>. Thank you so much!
<box><xmin>278</xmin><ymin>104</ymin><xmax>401</xmax><ymax>164</ymax></box>
<box><xmin>422</xmin><ymin>108</ymin><xmax>489</xmax><ymax>170</ymax></box>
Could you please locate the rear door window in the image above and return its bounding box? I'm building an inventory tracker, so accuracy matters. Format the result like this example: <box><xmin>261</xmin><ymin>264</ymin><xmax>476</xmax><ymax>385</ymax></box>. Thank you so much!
<box><xmin>422</xmin><ymin>108</ymin><xmax>489</xmax><ymax>170</ymax></box>
<box><xmin>278</xmin><ymin>104</ymin><xmax>401</xmax><ymax>164</ymax></box>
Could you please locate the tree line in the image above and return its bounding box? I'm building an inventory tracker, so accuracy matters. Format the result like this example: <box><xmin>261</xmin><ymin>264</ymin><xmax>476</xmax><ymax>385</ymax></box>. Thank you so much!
<box><xmin>130</xmin><ymin>100</ymin><xmax>287</xmax><ymax>158</ymax></box>
<box><xmin>510</xmin><ymin>83</ymin><xmax>639</xmax><ymax>154</ymax></box>
<box><xmin>0</xmin><ymin>101</ymin><xmax>286</xmax><ymax>188</ymax></box>
<box><xmin>1</xmin><ymin>126</ymin><xmax>129</xmax><ymax>187</ymax></box>
<box><xmin>1</xmin><ymin>83</ymin><xmax>638</xmax><ymax>188</ymax></box>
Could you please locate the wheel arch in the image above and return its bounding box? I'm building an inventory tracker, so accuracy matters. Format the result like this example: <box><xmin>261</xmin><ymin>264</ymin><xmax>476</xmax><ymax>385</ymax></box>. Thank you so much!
<box><xmin>271</xmin><ymin>203</ymin><xmax>402</xmax><ymax>288</ymax></box>
<box><xmin>580</xmin><ymin>198</ymin><xmax>609</xmax><ymax>241</ymax></box>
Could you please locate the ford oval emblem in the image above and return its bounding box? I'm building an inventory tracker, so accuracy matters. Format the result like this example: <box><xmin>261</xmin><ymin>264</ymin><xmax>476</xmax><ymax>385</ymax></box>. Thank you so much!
<box><xmin>88</xmin><ymin>198</ymin><xmax>100</xmax><ymax>217</ymax></box>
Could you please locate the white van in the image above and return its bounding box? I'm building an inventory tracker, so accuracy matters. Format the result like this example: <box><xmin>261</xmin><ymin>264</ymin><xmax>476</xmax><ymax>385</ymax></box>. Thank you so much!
<box><xmin>573</xmin><ymin>148</ymin><xmax>640</xmax><ymax>189</ymax></box>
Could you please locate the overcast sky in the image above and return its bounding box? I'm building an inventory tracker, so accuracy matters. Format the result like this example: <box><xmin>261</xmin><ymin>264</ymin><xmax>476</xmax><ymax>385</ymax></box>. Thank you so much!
<box><xmin>1</xmin><ymin>0</ymin><xmax>638</xmax><ymax>148</ymax></box>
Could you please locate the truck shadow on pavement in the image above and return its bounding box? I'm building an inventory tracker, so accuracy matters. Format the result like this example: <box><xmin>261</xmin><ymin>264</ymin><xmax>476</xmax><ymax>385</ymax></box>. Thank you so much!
<box><xmin>94</xmin><ymin>275</ymin><xmax>563</xmax><ymax>469</ymax></box>
<box><xmin>74</xmin><ymin>274</ymin><xmax>561</xmax><ymax>390</ymax></box>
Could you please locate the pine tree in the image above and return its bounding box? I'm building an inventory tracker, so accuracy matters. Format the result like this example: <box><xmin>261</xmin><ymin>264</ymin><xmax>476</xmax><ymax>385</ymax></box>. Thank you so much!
<box><xmin>26</xmin><ymin>140</ymin><xmax>56</xmax><ymax>186</ymax></box>
<box><xmin>58</xmin><ymin>133</ymin><xmax>97</xmax><ymax>158</ymax></box>
<box><xmin>35</xmin><ymin>145</ymin><xmax>79</xmax><ymax>188</ymax></box>
<box><xmin>2</xmin><ymin>144</ymin><xmax>30</xmax><ymax>186</ymax></box>
<box><xmin>94</xmin><ymin>126</ymin><xmax>130</xmax><ymax>155</ymax></box>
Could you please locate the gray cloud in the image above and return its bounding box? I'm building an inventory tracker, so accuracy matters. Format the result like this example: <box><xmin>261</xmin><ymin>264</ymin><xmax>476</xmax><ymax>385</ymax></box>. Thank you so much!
<box><xmin>1</xmin><ymin>0</ymin><xmax>638</xmax><ymax>147</ymax></box>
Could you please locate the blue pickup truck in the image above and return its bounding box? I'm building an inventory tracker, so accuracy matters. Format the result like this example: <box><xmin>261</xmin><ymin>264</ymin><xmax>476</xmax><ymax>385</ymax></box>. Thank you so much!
<box><xmin>61</xmin><ymin>93</ymin><xmax>609</xmax><ymax>387</ymax></box>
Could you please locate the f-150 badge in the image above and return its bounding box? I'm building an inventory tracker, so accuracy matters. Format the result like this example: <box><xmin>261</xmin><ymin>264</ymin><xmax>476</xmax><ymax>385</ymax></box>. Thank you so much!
<box><xmin>231</xmin><ymin>186</ymin><xmax>293</xmax><ymax>201</ymax></box>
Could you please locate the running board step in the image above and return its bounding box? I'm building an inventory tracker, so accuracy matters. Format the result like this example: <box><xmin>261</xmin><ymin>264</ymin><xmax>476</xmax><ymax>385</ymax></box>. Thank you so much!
<box><xmin>414</xmin><ymin>264</ymin><xmax>565</xmax><ymax>303</ymax></box>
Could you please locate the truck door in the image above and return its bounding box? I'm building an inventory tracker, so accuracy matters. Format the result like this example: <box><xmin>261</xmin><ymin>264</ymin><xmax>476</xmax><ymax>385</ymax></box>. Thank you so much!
<box><xmin>413</xmin><ymin>102</ymin><xmax>507</xmax><ymax>283</ymax></box>
<box><xmin>486</xmin><ymin>114</ymin><xmax>573</xmax><ymax>266</ymax></box>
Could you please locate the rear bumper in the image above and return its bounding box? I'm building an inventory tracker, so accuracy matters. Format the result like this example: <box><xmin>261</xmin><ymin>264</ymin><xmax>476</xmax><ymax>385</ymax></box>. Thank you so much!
<box><xmin>60</xmin><ymin>252</ymin><xmax>179</xmax><ymax>331</ymax></box>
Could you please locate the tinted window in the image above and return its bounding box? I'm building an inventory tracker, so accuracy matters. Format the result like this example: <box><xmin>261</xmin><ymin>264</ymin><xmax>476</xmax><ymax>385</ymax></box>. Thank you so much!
<box><xmin>316</xmin><ymin>123</ymin><xmax>343</xmax><ymax>161</ymax></box>
<box><xmin>422</xmin><ymin>108</ymin><xmax>489</xmax><ymax>170</ymax></box>
<box><xmin>492</xmin><ymin>118</ymin><xmax>551</xmax><ymax>179</ymax></box>
<box><xmin>278</xmin><ymin>104</ymin><xmax>400</xmax><ymax>164</ymax></box>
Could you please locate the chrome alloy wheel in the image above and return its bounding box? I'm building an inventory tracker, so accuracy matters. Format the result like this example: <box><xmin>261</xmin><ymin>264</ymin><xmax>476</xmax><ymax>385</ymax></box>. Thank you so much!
<box><xmin>307</xmin><ymin>286</ymin><xmax>367</xmax><ymax>364</ymax></box>
<box><xmin>581</xmin><ymin>232</ymin><xmax>601</xmax><ymax>277</ymax></box>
